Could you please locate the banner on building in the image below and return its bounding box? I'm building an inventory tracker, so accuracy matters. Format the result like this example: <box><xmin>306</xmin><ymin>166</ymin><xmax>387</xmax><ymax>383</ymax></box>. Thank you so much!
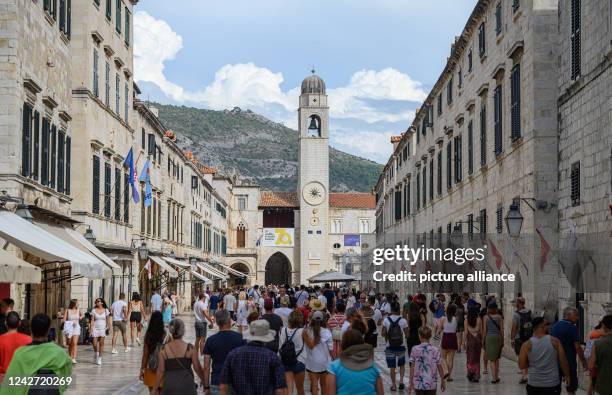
<box><xmin>262</xmin><ymin>228</ymin><xmax>294</xmax><ymax>247</ymax></box>
<box><xmin>344</xmin><ymin>234</ymin><xmax>361</xmax><ymax>247</ymax></box>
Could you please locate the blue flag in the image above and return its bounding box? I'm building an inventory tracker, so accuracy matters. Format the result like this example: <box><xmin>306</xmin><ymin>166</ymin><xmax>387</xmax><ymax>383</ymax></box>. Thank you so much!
<box><xmin>123</xmin><ymin>148</ymin><xmax>140</xmax><ymax>204</ymax></box>
<box><xmin>139</xmin><ymin>159</ymin><xmax>152</xmax><ymax>207</ymax></box>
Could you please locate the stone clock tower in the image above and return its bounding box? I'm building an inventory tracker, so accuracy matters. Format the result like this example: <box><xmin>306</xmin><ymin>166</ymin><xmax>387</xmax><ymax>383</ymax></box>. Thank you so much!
<box><xmin>297</xmin><ymin>71</ymin><xmax>330</xmax><ymax>284</ymax></box>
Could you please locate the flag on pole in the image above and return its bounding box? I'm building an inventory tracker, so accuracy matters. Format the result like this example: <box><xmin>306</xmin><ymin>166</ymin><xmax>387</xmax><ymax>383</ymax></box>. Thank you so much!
<box><xmin>123</xmin><ymin>148</ymin><xmax>140</xmax><ymax>203</ymax></box>
<box><xmin>139</xmin><ymin>159</ymin><xmax>153</xmax><ymax>207</ymax></box>
<box><xmin>488</xmin><ymin>238</ymin><xmax>503</xmax><ymax>270</ymax></box>
<box><xmin>144</xmin><ymin>259</ymin><xmax>152</xmax><ymax>280</ymax></box>
<box><xmin>536</xmin><ymin>228</ymin><xmax>551</xmax><ymax>272</ymax></box>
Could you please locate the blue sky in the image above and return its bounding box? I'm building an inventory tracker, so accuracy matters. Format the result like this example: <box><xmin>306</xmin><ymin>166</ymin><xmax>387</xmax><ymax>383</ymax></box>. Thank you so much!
<box><xmin>134</xmin><ymin>0</ymin><xmax>476</xmax><ymax>163</ymax></box>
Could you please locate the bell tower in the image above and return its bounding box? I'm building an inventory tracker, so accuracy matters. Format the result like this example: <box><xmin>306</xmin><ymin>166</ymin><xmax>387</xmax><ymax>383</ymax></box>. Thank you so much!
<box><xmin>297</xmin><ymin>70</ymin><xmax>330</xmax><ymax>284</ymax></box>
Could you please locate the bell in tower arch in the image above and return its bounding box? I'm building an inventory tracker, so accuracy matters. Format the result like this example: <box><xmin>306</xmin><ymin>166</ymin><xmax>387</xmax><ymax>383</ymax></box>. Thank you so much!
<box><xmin>307</xmin><ymin>115</ymin><xmax>321</xmax><ymax>137</ymax></box>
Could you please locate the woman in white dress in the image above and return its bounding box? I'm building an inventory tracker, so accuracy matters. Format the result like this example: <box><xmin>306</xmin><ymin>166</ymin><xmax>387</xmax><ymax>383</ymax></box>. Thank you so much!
<box><xmin>62</xmin><ymin>299</ymin><xmax>82</xmax><ymax>364</ymax></box>
<box><xmin>89</xmin><ymin>298</ymin><xmax>111</xmax><ymax>365</ymax></box>
<box><xmin>302</xmin><ymin>311</ymin><xmax>333</xmax><ymax>395</ymax></box>
<box><xmin>236</xmin><ymin>291</ymin><xmax>249</xmax><ymax>334</ymax></box>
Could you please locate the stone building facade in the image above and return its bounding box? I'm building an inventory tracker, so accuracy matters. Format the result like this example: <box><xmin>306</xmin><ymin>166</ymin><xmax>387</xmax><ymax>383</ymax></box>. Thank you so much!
<box><xmin>375</xmin><ymin>0</ymin><xmax>612</xmax><ymax>369</ymax></box>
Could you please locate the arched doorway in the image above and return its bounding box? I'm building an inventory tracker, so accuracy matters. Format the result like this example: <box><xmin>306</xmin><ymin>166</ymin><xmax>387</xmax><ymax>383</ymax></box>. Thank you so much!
<box><xmin>265</xmin><ymin>252</ymin><xmax>291</xmax><ymax>286</ymax></box>
<box><xmin>229</xmin><ymin>262</ymin><xmax>250</xmax><ymax>287</ymax></box>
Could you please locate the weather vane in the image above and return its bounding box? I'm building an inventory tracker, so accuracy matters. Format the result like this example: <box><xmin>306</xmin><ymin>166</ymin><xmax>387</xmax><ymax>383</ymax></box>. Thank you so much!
<box><xmin>311</xmin><ymin>65</ymin><xmax>316</xmax><ymax>74</ymax></box>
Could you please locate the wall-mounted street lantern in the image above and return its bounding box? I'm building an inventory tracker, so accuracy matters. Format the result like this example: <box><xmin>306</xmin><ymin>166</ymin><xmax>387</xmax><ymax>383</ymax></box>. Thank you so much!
<box><xmin>505</xmin><ymin>200</ymin><xmax>524</xmax><ymax>238</ymax></box>
<box><xmin>0</xmin><ymin>193</ymin><xmax>33</xmax><ymax>222</ymax></box>
<box><xmin>138</xmin><ymin>241</ymin><xmax>148</xmax><ymax>260</ymax></box>
<box><xmin>84</xmin><ymin>226</ymin><xmax>96</xmax><ymax>244</ymax></box>
<box><xmin>451</xmin><ymin>223</ymin><xmax>463</xmax><ymax>245</ymax></box>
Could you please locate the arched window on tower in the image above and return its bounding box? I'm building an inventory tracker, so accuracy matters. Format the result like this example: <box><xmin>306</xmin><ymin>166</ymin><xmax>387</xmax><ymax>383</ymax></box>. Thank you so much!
<box><xmin>236</xmin><ymin>222</ymin><xmax>246</xmax><ymax>248</ymax></box>
<box><xmin>307</xmin><ymin>115</ymin><xmax>321</xmax><ymax>137</ymax></box>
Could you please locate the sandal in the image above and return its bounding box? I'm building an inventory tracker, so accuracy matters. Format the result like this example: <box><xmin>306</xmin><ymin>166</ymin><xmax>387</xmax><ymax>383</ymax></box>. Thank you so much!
<box><xmin>447</xmin><ymin>377</ymin><xmax>453</xmax><ymax>382</ymax></box>
<box><xmin>492</xmin><ymin>379</ymin><xmax>501</xmax><ymax>384</ymax></box>
<box><xmin>398</xmin><ymin>383</ymin><xmax>405</xmax><ymax>390</ymax></box>
<box><xmin>390</xmin><ymin>385</ymin><xmax>397</xmax><ymax>391</ymax></box>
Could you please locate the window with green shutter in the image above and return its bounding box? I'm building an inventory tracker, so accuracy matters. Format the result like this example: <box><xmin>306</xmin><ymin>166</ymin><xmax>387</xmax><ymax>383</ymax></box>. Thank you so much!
<box><xmin>57</xmin><ymin>131</ymin><xmax>65</xmax><ymax>193</ymax></box>
<box><xmin>446</xmin><ymin>142</ymin><xmax>452</xmax><ymax>189</ymax></box>
<box><xmin>21</xmin><ymin>103</ymin><xmax>32</xmax><ymax>177</ymax></box>
<box><xmin>65</xmin><ymin>136</ymin><xmax>71</xmax><ymax>195</ymax></box>
<box><xmin>570</xmin><ymin>0</ymin><xmax>581</xmax><ymax>80</ymax></box>
<box><xmin>50</xmin><ymin>125</ymin><xmax>56</xmax><ymax>188</ymax></box>
<box><xmin>123</xmin><ymin>172</ymin><xmax>129</xmax><ymax>222</ymax></box>
<box><xmin>437</xmin><ymin>151</ymin><xmax>442</xmax><ymax>196</ymax></box>
<box><xmin>422</xmin><ymin>165</ymin><xmax>427</xmax><ymax>206</ymax></box>
<box><xmin>510</xmin><ymin>64</ymin><xmax>521</xmax><ymax>141</ymax></box>
<box><xmin>494</xmin><ymin>85</ymin><xmax>503</xmax><ymax>156</ymax></box>
<box><xmin>416</xmin><ymin>172</ymin><xmax>421</xmax><ymax>210</ymax></box>
<box><xmin>125</xmin><ymin>8</ymin><xmax>130</xmax><ymax>46</ymax></box>
<box><xmin>114</xmin><ymin>167</ymin><xmax>121</xmax><ymax>220</ymax></box>
<box><xmin>478</xmin><ymin>22</ymin><xmax>486</xmax><ymax>57</ymax></box>
<box><xmin>429</xmin><ymin>159</ymin><xmax>434</xmax><ymax>200</ymax></box>
<box><xmin>468</xmin><ymin>120</ymin><xmax>474</xmax><ymax>175</ymax></box>
<box><xmin>104</xmin><ymin>162</ymin><xmax>111</xmax><ymax>217</ymax></box>
<box><xmin>454</xmin><ymin>135</ymin><xmax>462</xmax><ymax>183</ymax></box>
<box><xmin>41</xmin><ymin>118</ymin><xmax>50</xmax><ymax>186</ymax></box>
<box><xmin>480</xmin><ymin>104</ymin><xmax>487</xmax><ymax>165</ymax></box>
<box><xmin>116</xmin><ymin>0</ymin><xmax>122</xmax><ymax>33</ymax></box>
<box><xmin>33</xmin><ymin>111</ymin><xmax>40</xmax><ymax>180</ymax></box>
<box><xmin>92</xmin><ymin>156</ymin><xmax>100</xmax><ymax>214</ymax></box>
<box><xmin>106</xmin><ymin>0</ymin><xmax>112</xmax><ymax>20</ymax></box>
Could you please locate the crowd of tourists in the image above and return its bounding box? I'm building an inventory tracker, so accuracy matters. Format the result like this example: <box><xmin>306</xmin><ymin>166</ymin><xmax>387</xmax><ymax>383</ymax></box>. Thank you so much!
<box><xmin>0</xmin><ymin>286</ymin><xmax>611</xmax><ymax>395</ymax></box>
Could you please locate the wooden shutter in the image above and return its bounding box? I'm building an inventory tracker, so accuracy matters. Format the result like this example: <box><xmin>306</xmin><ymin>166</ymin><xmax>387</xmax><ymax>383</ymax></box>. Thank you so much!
<box><xmin>570</xmin><ymin>0</ymin><xmax>581</xmax><ymax>80</ymax></box>
<box><xmin>59</xmin><ymin>0</ymin><xmax>65</xmax><ymax>34</ymax></box>
<box><xmin>93</xmin><ymin>49</ymin><xmax>99</xmax><ymax>97</ymax></box>
<box><xmin>21</xmin><ymin>103</ymin><xmax>32</xmax><ymax>177</ymax></box>
<box><xmin>479</xmin><ymin>22</ymin><xmax>486</xmax><ymax>56</ymax></box>
<box><xmin>104</xmin><ymin>162</ymin><xmax>111</xmax><ymax>217</ymax></box>
<box><xmin>114</xmin><ymin>167</ymin><xmax>121</xmax><ymax>220</ymax></box>
<box><xmin>571</xmin><ymin>161</ymin><xmax>580</xmax><ymax>206</ymax></box>
<box><xmin>494</xmin><ymin>86</ymin><xmax>502</xmax><ymax>155</ymax></box>
<box><xmin>123</xmin><ymin>172</ymin><xmax>129</xmax><ymax>222</ymax></box>
<box><xmin>92</xmin><ymin>156</ymin><xmax>100</xmax><ymax>214</ymax></box>
<box><xmin>416</xmin><ymin>173</ymin><xmax>420</xmax><ymax>210</ymax></box>
<box><xmin>429</xmin><ymin>159</ymin><xmax>434</xmax><ymax>200</ymax></box>
<box><xmin>125</xmin><ymin>7</ymin><xmax>130</xmax><ymax>46</ymax></box>
<box><xmin>65</xmin><ymin>136</ymin><xmax>71</xmax><ymax>195</ymax></box>
<box><xmin>237</xmin><ymin>226</ymin><xmax>245</xmax><ymax>248</ymax></box>
<box><xmin>147</xmin><ymin>134</ymin><xmax>156</xmax><ymax>156</ymax></box>
<box><xmin>446</xmin><ymin>142</ymin><xmax>452</xmax><ymax>189</ymax></box>
<box><xmin>105</xmin><ymin>62</ymin><xmax>110</xmax><ymax>106</ymax></box>
<box><xmin>41</xmin><ymin>119</ymin><xmax>49</xmax><ymax>185</ymax></box>
<box><xmin>66</xmin><ymin>0</ymin><xmax>71</xmax><ymax>39</ymax></box>
<box><xmin>510</xmin><ymin>64</ymin><xmax>521</xmax><ymax>140</ymax></box>
<box><xmin>406</xmin><ymin>183</ymin><xmax>411</xmax><ymax>215</ymax></box>
<box><xmin>116</xmin><ymin>0</ymin><xmax>121</xmax><ymax>33</ymax></box>
<box><xmin>106</xmin><ymin>0</ymin><xmax>111</xmax><ymax>20</ymax></box>
<box><xmin>437</xmin><ymin>151</ymin><xmax>442</xmax><ymax>195</ymax></box>
<box><xmin>480</xmin><ymin>104</ymin><xmax>487</xmax><ymax>165</ymax></box>
<box><xmin>33</xmin><ymin>111</ymin><xmax>40</xmax><ymax>180</ymax></box>
<box><xmin>496</xmin><ymin>206</ymin><xmax>503</xmax><ymax>233</ymax></box>
<box><xmin>468</xmin><ymin>120</ymin><xmax>474</xmax><ymax>175</ymax></box>
<box><xmin>495</xmin><ymin>2</ymin><xmax>502</xmax><ymax>35</ymax></box>
<box><xmin>422</xmin><ymin>166</ymin><xmax>427</xmax><ymax>206</ymax></box>
<box><xmin>479</xmin><ymin>209</ymin><xmax>487</xmax><ymax>236</ymax></box>
<box><xmin>57</xmin><ymin>131</ymin><xmax>65</xmax><ymax>193</ymax></box>
<box><xmin>50</xmin><ymin>125</ymin><xmax>57</xmax><ymax>188</ymax></box>
<box><xmin>394</xmin><ymin>190</ymin><xmax>402</xmax><ymax>221</ymax></box>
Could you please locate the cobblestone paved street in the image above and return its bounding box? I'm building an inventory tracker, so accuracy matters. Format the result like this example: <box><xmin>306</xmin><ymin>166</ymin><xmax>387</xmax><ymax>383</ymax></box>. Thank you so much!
<box><xmin>65</xmin><ymin>314</ymin><xmax>587</xmax><ymax>395</ymax></box>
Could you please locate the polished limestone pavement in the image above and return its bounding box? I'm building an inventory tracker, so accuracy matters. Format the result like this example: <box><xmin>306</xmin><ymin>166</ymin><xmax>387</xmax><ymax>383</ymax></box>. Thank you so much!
<box><xmin>65</xmin><ymin>314</ymin><xmax>586</xmax><ymax>395</ymax></box>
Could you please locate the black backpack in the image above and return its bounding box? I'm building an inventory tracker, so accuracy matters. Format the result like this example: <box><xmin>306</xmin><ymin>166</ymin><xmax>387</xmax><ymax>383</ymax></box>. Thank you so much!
<box><xmin>279</xmin><ymin>328</ymin><xmax>302</xmax><ymax>366</ymax></box>
<box><xmin>518</xmin><ymin>310</ymin><xmax>533</xmax><ymax>341</ymax></box>
<box><xmin>387</xmin><ymin>317</ymin><xmax>404</xmax><ymax>347</ymax></box>
<box><xmin>428</xmin><ymin>300</ymin><xmax>437</xmax><ymax>314</ymax></box>
<box><xmin>365</xmin><ymin>318</ymin><xmax>377</xmax><ymax>342</ymax></box>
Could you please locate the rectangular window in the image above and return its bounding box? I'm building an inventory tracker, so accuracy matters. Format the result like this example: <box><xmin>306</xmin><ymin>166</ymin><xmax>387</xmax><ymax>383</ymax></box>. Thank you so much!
<box><xmin>422</xmin><ymin>166</ymin><xmax>427</xmax><ymax>206</ymax></box>
<box><xmin>106</xmin><ymin>0</ymin><xmax>111</xmax><ymax>20</ymax></box>
<box><xmin>124</xmin><ymin>7</ymin><xmax>130</xmax><ymax>46</ymax></box>
<box><xmin>104</xmin><ymin>162</ymin><xmax>111</xmax><ymax>218</ymax></box>
<box><xmin>437</xmin><ymin>151</ymin><xmax>442</xmax><ymax>195</ymax></box>
<box><xmin>114</xmin><ymin>167</ymin><xmax>121</xmax><ymax>220</ymax></box>
<box><xmin>454</xmin><ymin>135</ymin><xmax>462</xmax><ymax>183</ymax></box>
<box><xmin>458</xmin><ymin>68</ymin><xmax>462</xmax><ymax>89</ymax></box>
<box><xmin>158</xmin><ymin>200</ymin><xmax>162</xmax><ymax>237</ymax></box>
<box><xmin>513</xmin><ymin>0</ymin><xmax>520</xmax><ymax>13</ymax></box>
<box><xmin>494</xmin><ymin>85</ymin><xmax>503</xmax><ymax>155</ymax></box>
<box><xmin>93</xmin><ymin>49</ymin><xmax>99</xmax><ymax>97</ymax></box>
<box><xmin>59</xmin><ymin>0</ymin><xmax>65</xmax><ymax>34</ymax></box>
<box><xmin>495</xmin><ymin>2</ymin><xmax>502</xmax><ymax>35</ymax></box>
<box><xmin>479</xmin><ymin>209</ymin><xmax>487</xmax><ymax>235</ymax></box>
<box><xmin>21</xmin><ymin>103</ymin><xmax>32</xmax><ymax>177</ymax></box>
<box><xmin>65</xmin><ymin>136</ymin><xmax>71</xmax><ymax>195</ymax></box>
<box><xmin>446</xmin><ymin>142</ymin><xmax>452</xmax><ymax>189</ymax></box>
<box><xmin>237</xmin><ymin>195</ymin><xmax>247</xmax><ymax>210</ymax></box>
<box><xmin>123</xmin><ymin>172</ymin><xmax>129</xmax><ymax>222</ymax></box>
<box><xmin>437</xmin><ymin>94</ymin><xmax>442</xmax><ymax>116</ymax></box>
<box><xmin>510</xmin><ymin>64</ymin><xmax>521</xmax><ymax>141</ymax></box>
<box><xmin>468</xmin><ymin>49</ymin><xmax>473</xmax><ymax>72</ymax></box>
<box><xmin>147</xmin><ymin>198</ymin><xmax>152</xmax><ymax>235</ymax></box>
<box><xmin>41</xmin><ymin>118</ymin><xmax>50</xmax><ymax>185</ymax></box>
<box><xmin>421</xmin><ymin>114</ymin><xmax>427</xmax><ymax>136</ymax></box>
<box><xmin>147</xmin><ymin>134</ymin><xmax>156</xmax><ymax>157</ymax></box>
<box><xmin>468</xmin><ymin>120</ymin><xmax>474</xmax><ymax>175</ymax></box>
<box><xmin>496</xmin><ymin>206</ymin><xmax>503</xmax><ymax>233</ymax></box>
<box><xmin>406</xmin><ymin>182</ymin><xmax>411</xmax><ymax>215</ymax></box>
<box><xmin>33</xmin><ymin>111</ymin><xmax>40</xmax><ymax>180</ymax></box>
<box><xmin>429</xmin><ymin>159</ymin><xmax>434</xmax><ymax>200</ymax></box>
<box><xmin>141</xmin><ymin>189</ymin><xmax>146</xmax><ymax>233</ymax></box>
<box><xmin>50</xmin><ymin>125</ymin><xmax>56</xmax><ymax>188</ymax></box>
<box><xmin>115</xmin><ymin>74</ymin><xmax>120</xmax><ymax>114</ymax></box>
<box><xmin>142</xmin><ymin>128</ymin><xmax>146</xmax><ymax>150</ymax></box>
<box><xmin>478</xmin><ymin>22</ymin><xmax>486</xmax><ymax>57</ymax></box>
<box><xmin>57</xmin><ymin>131</ymin><xmax>65</xmax><ymax>193</ymax></box>
<box><xmin>416</xmin><ymin>173</ymin><xmax>421</xmax><ymax>210</ymax></box>
<box><xmin>124</xmin><ymin>82</ymin><xmax>129</xmax><ymax>122</ymax></box>
<box><xmin>394</xmin><ymin>190</ymin><xmax>402</xmax><ymax>221</ymax></box>
<box><xmin>571</xmin><ymin>161</ymin><xmax>580</xmax><ymax>206</ymax></box>
<box><xmin>447</xmin><ymin>78</ymin><xmax>453</xmax><ymax>105</ymax></box>
<box><xmin>92</xmin><ymin>156</ymin><xmax>100</xmax><ymax>214</ymax></box>
<box><xmin>427</xmin><ymin>105</ymin><xmax>433</xmax><ymax>127</ymax></box>
<box><xmin>105</xmin><ymin>62</ymin><xmax>110</xmax><ymax>106</ymax></box>
<box><xmin>115</xmin><ymin>0</ymin><xmax>121</xmax><ymax>33</ymax></box>
<box><xmin>571</xmin><ymin>0</ymin><xmax>581</xmax><ymax>80</ymax></box>
<box><xmin>480</xmin><ymin>104</ymin><xmax>487</xmax><ymax>165</ymax></box>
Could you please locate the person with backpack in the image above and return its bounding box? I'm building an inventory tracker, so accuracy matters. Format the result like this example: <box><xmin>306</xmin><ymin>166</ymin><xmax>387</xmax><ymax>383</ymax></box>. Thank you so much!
<box><xmin>279</xmin><ymin>310</ymin><xmax>306</xmax><ymax>395</ymax></box>
<box><xmin>511</xmin><ymin>296</ymin><xmax>532</xmax><ymax>384</ymax></box>
<box><xmin>140</xmin><ymin>311</ymin><xmax>166</xmax><ymax>394</ymax></box>
<box><xmin>302</xmin><ymin>311</ymin><xmax>333</xmax><ymax>395</ymax></box>
<box><xmin>381</xmin><ymin>301</ymin><xmax>409</xmax><ymax>392</ymax></box>
<box><xmin>360</xmin><ymin>304</ymin><xmax>379</xmax><ymax>349</ymax></box>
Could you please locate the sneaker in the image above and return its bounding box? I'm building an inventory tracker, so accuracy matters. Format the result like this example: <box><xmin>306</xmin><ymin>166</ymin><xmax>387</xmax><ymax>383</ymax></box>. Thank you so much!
<box><xmin>96</xmin><ymin>357</ymin><xmax>102</xmax><ymax>365</ymax></box>
<box><xmin>71</xmin><ymin>358</ymin><xmax>77</xmax><ymax>364</ymax></box>
<box><xmin>111</xmin><ymin>349</ymin><xmax>118</xmax><ymax>354</ymax></box>
<box><xmin>124</xmin><ymin>347</ymin><xmax>130</xmax><ymax>353</ymax></box>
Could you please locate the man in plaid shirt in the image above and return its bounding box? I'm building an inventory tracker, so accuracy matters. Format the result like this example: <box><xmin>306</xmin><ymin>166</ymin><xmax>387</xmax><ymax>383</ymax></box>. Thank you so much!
<box><xmin>219</xmin><ymin>320</ymin><xmax>287</xmax><ymax>395</ymax></box>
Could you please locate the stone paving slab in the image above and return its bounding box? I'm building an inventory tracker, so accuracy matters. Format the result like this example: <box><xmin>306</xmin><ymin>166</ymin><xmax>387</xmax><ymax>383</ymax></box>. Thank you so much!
<box><xmin>65</xmin><ymin>314</ymin><xmax>586</xmax><ymax>395</ymax></box>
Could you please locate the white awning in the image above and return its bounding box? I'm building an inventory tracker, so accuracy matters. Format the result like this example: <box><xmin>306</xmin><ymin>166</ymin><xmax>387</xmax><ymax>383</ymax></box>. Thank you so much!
<box><xmin>36</xmin><ymin>223</ymin><xmax>112</xmax><ymax>279</ymax></box>
<box><xmin>0</xmin><ymin>249</ymin><xmax>42</xmax><ymax>284</ymax></box>
<box><xmin>149</xmin><ymin>255</ymin><xmax>179</xmax><ymax>278</ymax></box>
<box><xmin>66</xmin><ymin>228</ymin><xmax>122</xmax><ymax>275</ymax></box>
<box><xmin>219</xmin><ymin>263</ymin><xmax>248</xmax><ymax>278</ymax></box>
<box><xmin>190</xmin><ymin>269</ymin><xmax>211</xmax><ymax>284</ymax></box>
<box><xmin>162</xmin><ymin>256</ymin><xmax>190</xmax><ymax>268</ymax></box>
<box><xmin>196</xmin><ymin>262</ymin><xmax>228</xmax><ymax>280</ymax></box>
<box><xmin>0</xmin><ymin>211</ymin><xmax>104</xmax><ymax>279</ymax></box>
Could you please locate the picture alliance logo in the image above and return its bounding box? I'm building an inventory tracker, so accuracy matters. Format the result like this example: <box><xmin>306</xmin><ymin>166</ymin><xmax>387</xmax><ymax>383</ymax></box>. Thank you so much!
<box><xmin>371</xmin><ymin>245</ymin><xmax>488</xmax><ymax>266</ymax></box>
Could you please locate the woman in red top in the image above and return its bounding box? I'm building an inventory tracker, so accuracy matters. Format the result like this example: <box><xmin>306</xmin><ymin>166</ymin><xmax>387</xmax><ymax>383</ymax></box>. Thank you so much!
<box><xmin>327</xmin><ymin>302</ymin><xmax>346</xmax><ymax>358</ymax></box>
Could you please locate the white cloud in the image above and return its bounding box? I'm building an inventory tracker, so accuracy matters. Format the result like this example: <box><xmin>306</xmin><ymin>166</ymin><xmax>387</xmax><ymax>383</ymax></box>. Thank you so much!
<box><xmin>134</xmin><ymin>11</ymin><xmax>425</xmax><ymax>162</ymax></box>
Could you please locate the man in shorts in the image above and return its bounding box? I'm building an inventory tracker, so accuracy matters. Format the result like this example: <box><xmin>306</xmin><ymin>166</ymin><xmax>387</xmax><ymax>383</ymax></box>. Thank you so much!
<box><xmin>381</xmin><ymin>301</ymin><xmax>409</xmax><ymax>391</ymax></box>
<box><xmin>194</xmin><ymin>292</ymin><xmax>213</xmax><ymax>354</ymax></box>
<box><xmin>110</xmin><ymin>292</ymin><xmax>129</xmax><ymax>354</ymax></box>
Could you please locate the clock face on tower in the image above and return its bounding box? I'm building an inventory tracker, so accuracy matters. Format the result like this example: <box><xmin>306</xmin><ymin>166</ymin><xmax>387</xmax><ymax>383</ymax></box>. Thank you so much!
<box><xmin>302</xmin><ymin>181</ymin><xmax>326</xmax><ymax>206</ymax></box>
